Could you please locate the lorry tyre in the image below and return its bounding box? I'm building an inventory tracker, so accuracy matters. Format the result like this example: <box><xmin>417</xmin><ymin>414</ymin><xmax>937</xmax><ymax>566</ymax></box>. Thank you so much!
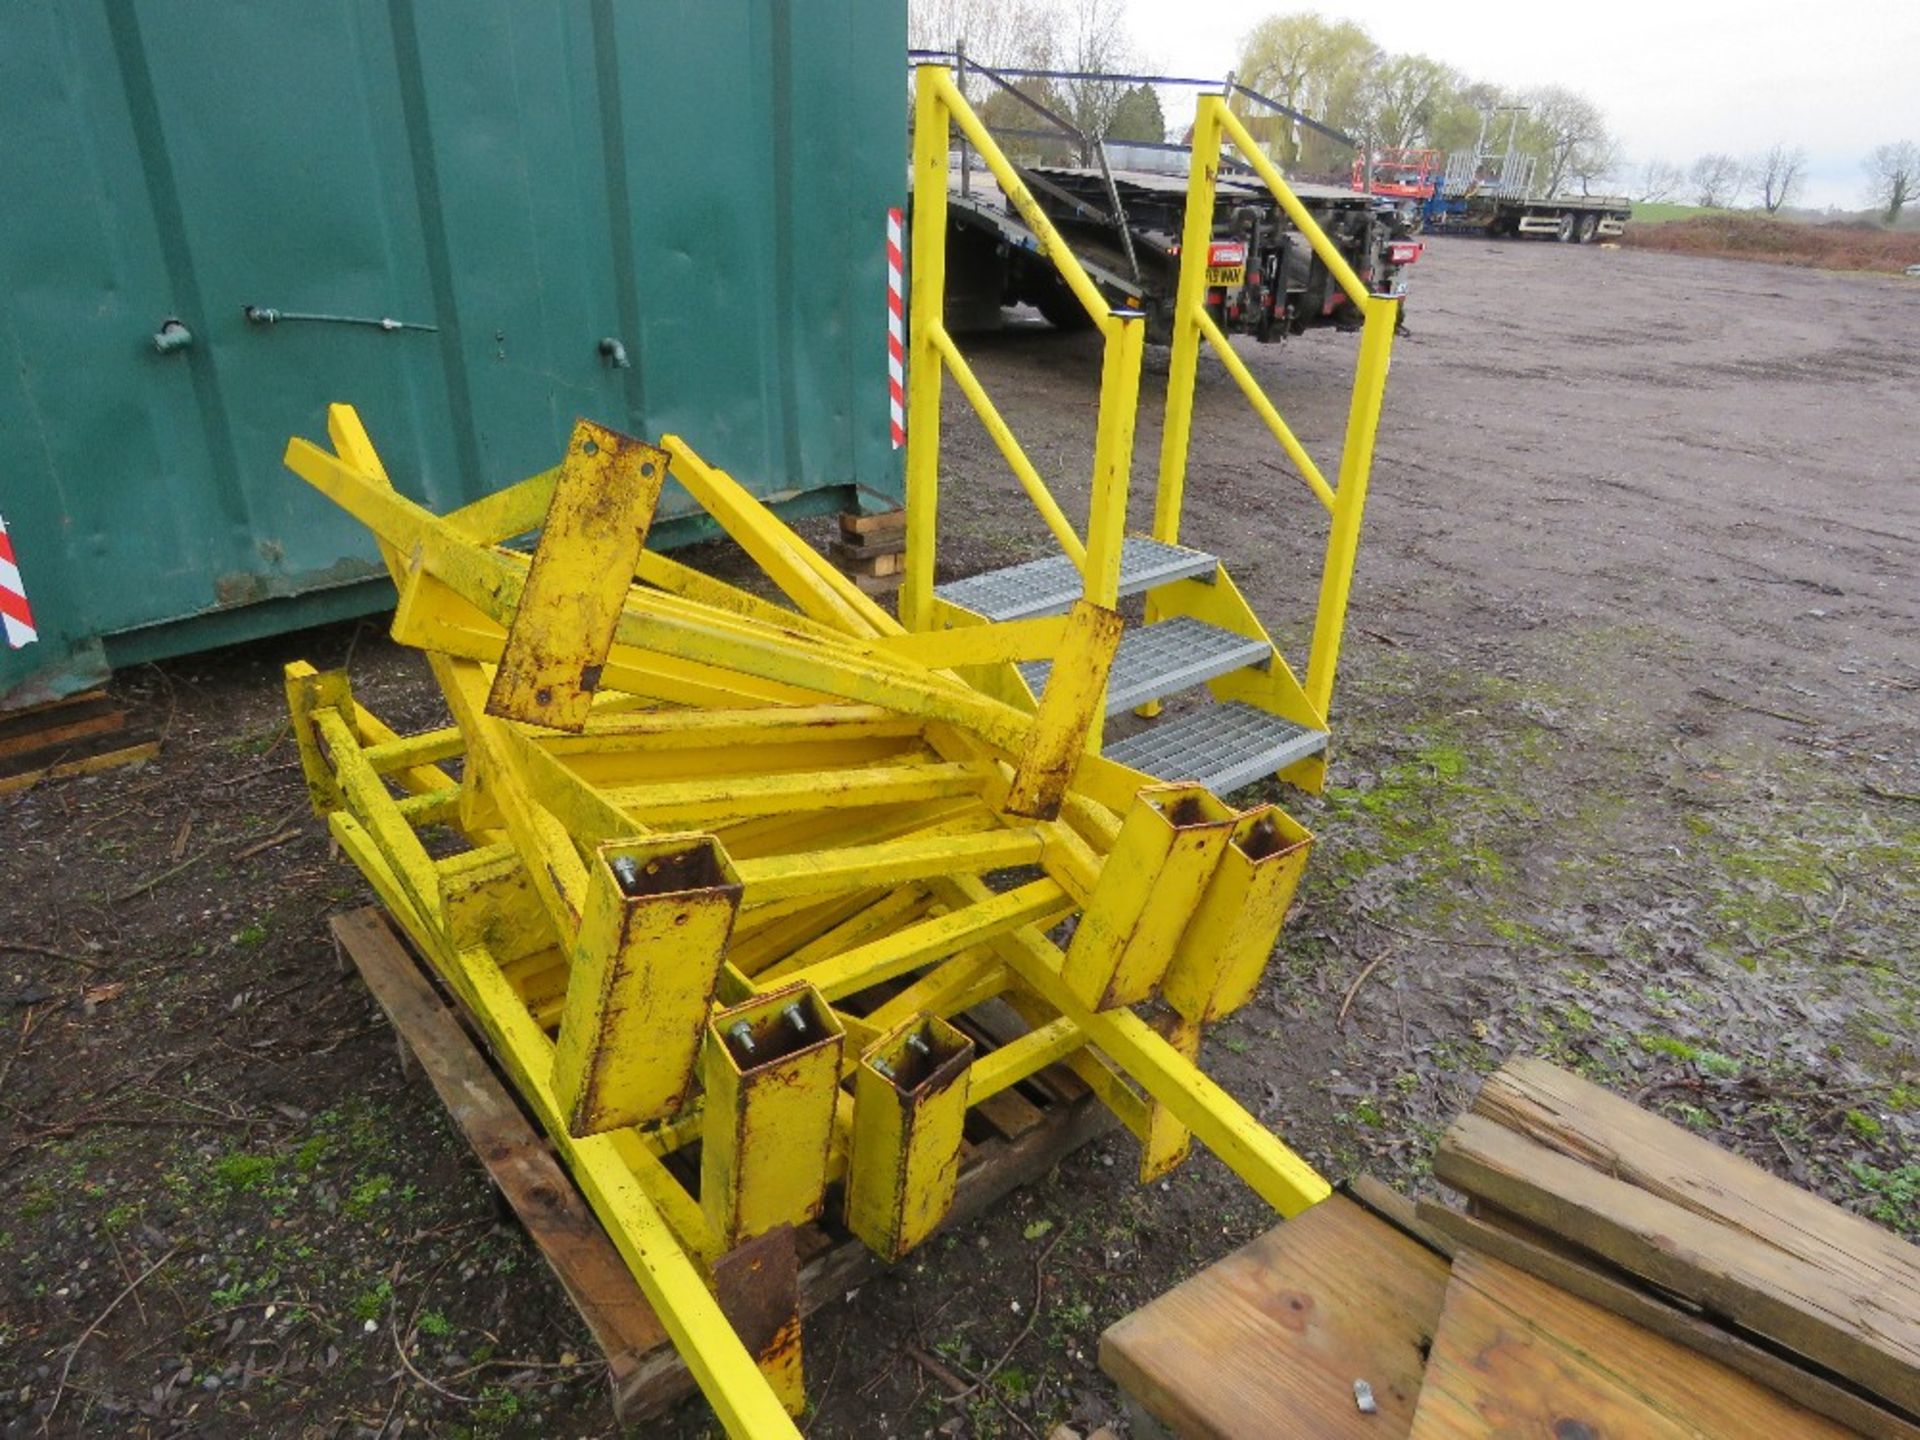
<box><xmin>1577</xmin><ymin>214</ymin><xmax>1600</xmax><ymax>244</ymax></box>
<box><xmin>1555</xmin><ymin>213</ymin><xmax>1577</xmax><ymax>243</ymax></box>
<box><xmin>1033</xmin><ymin>279</ymin><xmax>1094</xmax><ymax>333</ymax></box>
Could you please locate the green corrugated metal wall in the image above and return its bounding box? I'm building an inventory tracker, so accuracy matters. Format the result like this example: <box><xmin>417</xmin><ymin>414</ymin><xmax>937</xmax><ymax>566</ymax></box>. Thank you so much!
<box><xmin>0</xmin><ymin>0</ymin><xmax>904</xmax><ymax>707</ymax></box>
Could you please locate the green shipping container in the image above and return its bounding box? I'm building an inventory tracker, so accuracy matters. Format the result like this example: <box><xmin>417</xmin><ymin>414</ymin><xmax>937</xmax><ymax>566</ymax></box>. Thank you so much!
<box><xmin>0</xmin><ymin>0</ymin><xmax>905</xmax><ymax>707</ymax></box>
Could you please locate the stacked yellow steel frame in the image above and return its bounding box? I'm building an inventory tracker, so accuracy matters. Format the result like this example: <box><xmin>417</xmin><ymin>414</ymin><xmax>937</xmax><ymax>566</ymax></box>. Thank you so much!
<box><xmin>279</xmin><ymin>64</ymin><xmax>1401</xmax><ymax>1440</ymax></box>
<box><xmin>282</xmin><ymin>407</ymin><xmax>1324</xmax><ymax>1437</ymax></box>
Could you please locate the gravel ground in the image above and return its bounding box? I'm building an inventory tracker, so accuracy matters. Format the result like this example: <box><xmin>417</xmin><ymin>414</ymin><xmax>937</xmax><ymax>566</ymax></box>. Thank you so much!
<box><xmin>1</xmin><ymin>237</ymin><xmax>1914</xmax><ymax>1438</ymax></box>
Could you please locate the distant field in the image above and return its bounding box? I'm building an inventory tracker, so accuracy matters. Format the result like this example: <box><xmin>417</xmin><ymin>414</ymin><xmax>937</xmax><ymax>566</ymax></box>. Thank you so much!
<box><xmin>1630</xmin><ymin>202</ymin><xmax>1736</xmax><ymax>224</ymax></box>
<box><xmin>1621</xmin><ymin>213</ymin><xmax>1920</xmax><ymax>273</ymax></box>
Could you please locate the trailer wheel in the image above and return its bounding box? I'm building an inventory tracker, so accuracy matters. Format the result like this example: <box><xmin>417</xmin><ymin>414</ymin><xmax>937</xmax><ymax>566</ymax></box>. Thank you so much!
<box><xmin>1555</xmin><ymin>213</ymin><xmax>1577</xmax><ymax>243</ymax></box>
<box><xmin>1033</xmin><ymin>279</ymin><xmax>1094</xmax><ymax>333</ymax></box>
<box><xmin>1577</xmin><ymin>214</ymin><xmax>1600</xmax><ymax>244</ymax></box>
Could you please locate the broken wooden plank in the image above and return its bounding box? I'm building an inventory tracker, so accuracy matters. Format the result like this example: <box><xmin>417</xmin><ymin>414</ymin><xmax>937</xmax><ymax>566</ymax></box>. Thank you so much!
<box><xmin>1102</xmin><ymin>1194</ymin><xmax>1449</xmax><ymax>1438</ymax></box>
<box><xmin>1411</xmin><ymin>1250</ymin><xmax>1863</xmax><ymax>1439</ymax></box>
<box><xmin>1420</xmin><ymin>1201</ymin><xmax>1920</xmax><ymax>1440</ymax></box>
<box><xmin>1435</xmin><ymin>1104</ymin><xmax>1920</xmax><ymax>1416</ymax></box>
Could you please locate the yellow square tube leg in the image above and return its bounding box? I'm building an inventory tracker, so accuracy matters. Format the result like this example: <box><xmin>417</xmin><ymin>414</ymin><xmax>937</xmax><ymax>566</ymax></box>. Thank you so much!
<box><xmin>845</xmin><ymin>1015</ymin><xmax>974</xmax><ymax>1262</ymax></box>
<box><xmin>1060</xmin><ymin>785</ymin><xmax>1236</xmax><ymax>1012</ymax></box>
<box><xmin>700</xmin><ymin>984</ymin><xmax>845</xmax><ymax>1250</ymax></box>
<box><xmin>552</xmin><ymin>835</ymin><xmax>742</xmax><ymax>1137</ymax></box>
<box><xmin>1161</xmin><ymin>806</ymin><xmax>1314</xmax><ymax>1024</ymax></box>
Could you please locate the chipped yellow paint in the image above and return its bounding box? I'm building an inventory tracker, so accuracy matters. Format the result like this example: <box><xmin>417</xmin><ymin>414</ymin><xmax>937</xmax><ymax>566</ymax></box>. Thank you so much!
<box><xmin>1059</xmin><ymin>785</ymin><xmax>1235</xmax><ymax>1011</ymax></box>
<box><xmin>700</xmin><ymin>984</ymin><xmax>844</xmax><ymax>1248</ymax></box>
<box><xmin>845</xmin><ymin>1014</ymin><xmax>974</xmax><ymax>1261</ymax></box>
<box><xmin>550</xmin><ymin>836</ymin><xmax>742</xmax><ymax>1136</ymax></box>
<box><xmin>1004</xmin><ymin>600</ymin><xmax>1124</xmax><ymax>819</ymax></box>
<box><xmin>486</xmin><ymin>422</ymin><xmax>668</xmax><ymax>731</ymax></box>
<box><xmin>1162</xmin><ymin>805</ymin><xmax>1313</xmax><ymax>1024</ymax></box>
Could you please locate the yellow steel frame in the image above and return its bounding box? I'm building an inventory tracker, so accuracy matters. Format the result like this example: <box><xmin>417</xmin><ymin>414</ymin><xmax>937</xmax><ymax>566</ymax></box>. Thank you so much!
<box><xmin>285</xmin><ymin>387</ymin><xmax>1340</xmax><ymax>1435</ymax></box>
<box><xmin>902</xmin><ymin>65</ymin><xmax>1145</xmax><ymax>712</ymax></box>
<box><xmin>1154</xmin><ymin>95</ymin><xmax>1401</xmax><ymax>723</ymax></box>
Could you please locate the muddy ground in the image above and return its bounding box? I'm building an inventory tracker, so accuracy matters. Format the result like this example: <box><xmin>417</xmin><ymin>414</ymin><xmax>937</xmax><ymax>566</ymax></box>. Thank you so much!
<box><xmin>2</xmin><ymin>238</ymin><xmax>1915</xmax><ymax>1439</ymax></box>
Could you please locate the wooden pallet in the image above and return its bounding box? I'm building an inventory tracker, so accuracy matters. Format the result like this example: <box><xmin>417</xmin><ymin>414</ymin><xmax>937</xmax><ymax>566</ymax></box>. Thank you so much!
<box><xmin>331</xmin><ymin>906</ymin><xmax>1116</xmax><ymax>1424</ymax></box>
<box><xmin>0</xmin><ymin>689</ymin><xmax>157</xmax><ymax>795</ymax></box>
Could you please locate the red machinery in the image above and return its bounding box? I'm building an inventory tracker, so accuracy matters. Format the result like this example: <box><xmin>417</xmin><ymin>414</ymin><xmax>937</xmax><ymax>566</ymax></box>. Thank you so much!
<box><xmin>1350</xmin><ymin>148</ymin><xmax>1442</xmax><ymax>200</ymax></box>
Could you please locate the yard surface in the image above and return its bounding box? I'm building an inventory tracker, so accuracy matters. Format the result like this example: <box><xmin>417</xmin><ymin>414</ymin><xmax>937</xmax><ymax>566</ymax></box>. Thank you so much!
<box><xmin>2</xmin><ymin>238</ymin><xmax>1916</xmax><ymax>1438</ymax></box>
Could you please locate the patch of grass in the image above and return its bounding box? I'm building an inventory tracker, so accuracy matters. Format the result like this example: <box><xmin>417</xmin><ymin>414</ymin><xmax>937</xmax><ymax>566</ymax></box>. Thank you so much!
<box><xmin>1847</xmin><ymin>1161</ymin><xmax>1920</xmax><ymax>1230</ymax></box>
<box><xmin>418</xmin><ymin>1309</ymin><xmax>453</xmax><ymax>1339</ymax></box>
<box><xmin>211</xmin><ymin>1152</ymin><xmax>279</xmax><ymax>1192</ymax></box>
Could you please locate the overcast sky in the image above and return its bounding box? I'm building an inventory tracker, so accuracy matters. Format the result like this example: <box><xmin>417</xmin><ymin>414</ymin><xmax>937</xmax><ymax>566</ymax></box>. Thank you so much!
<box><xmin>1119</xmin><ymin>0</ymin><xmax>1920</xmax><ymax>208</ymax></box>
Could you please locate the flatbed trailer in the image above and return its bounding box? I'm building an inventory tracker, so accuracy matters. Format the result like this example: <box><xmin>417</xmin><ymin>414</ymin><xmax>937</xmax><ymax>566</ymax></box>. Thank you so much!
<box><xmin>1355</xmin><ymin>146</ymin><xmax>1629</xmax><ymax>243</ymax></box>
<box><xmin>938</xmin><ymin>163</ymin><xmax>1418</xmax><ymax>344</ymax></box>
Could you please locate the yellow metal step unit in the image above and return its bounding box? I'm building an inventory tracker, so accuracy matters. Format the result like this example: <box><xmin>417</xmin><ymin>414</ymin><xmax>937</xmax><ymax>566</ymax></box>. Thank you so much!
<box><xmin>903</xmin><ymin>67</ymin><xmax>1400</xmax><ymax>799</ymax></box>
<box><xmin>281</xmin><ymin>400</ymin><xmax>1327</xmax><ymax>1439</ymax></box>
<box><xmin>271</xmin><ymin>66</ymin><xmax>1399</xmax><ymax>1440</ymax></box>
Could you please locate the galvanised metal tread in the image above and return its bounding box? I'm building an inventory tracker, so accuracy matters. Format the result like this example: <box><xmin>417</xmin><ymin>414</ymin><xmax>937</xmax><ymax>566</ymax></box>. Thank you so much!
<box><xmin>1103</xmin><ymin>702</ymin><xmax>1329</xmax><ymax>794</ymax></box>
<box><xmin>1017</xmin><ymin>616</ymin><xmax>1270</xmax><ymax>715</ymax></box>
<box><xmin>933</xmin><ymin>537</ymin><xmax>1218</xmax><ymax>622</ymax></box>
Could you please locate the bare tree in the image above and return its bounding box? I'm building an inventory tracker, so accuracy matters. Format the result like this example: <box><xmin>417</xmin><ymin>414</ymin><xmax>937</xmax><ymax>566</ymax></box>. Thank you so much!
<box><xmin>908</xmin><ymin>0</ymin><xmax>1054</xmax><ymax>72</ymax></box>
<box><xmin>1632</xmin><ymin>159</ymin><xmax>1686</xmax><ymax>203</ymax></box>
<box><xmin>1054</xmin><ymin>0</ymin><xmax>1137</xmax><ymax>152</ymax></box>
<box><xmin>1690</xmin><ymin>152</ymin><xmax>1745</xmax><ymax>208</ymax></box>
<box><xmin>1752</xmin><ymin>143</ymin><xmax>1807</xmax><ymax>213</ymax></box>
<box><xmin>1866</xmin><ymin>140</ymin><xmax>1918</xmax><ymax>224</ymax></box>
<box><xmin>1520</xmin><ymin>86</ymin><xmax>1613</xmax><ymax>197</ymax></box>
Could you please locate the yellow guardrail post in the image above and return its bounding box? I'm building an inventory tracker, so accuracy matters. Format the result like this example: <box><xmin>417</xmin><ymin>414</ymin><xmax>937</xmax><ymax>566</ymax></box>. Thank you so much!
<box><xmin>901</xmin><ymin>68</ymin><xmax>950</xmax><ymax>631</ymax></box>
<box><xmin>1306</xmin><ymin>296</ymin><xmax>1397</xmax><ymax>715</ymax></box>
<box><xmin>1154</xmin><ymin>98</ymin><xmax>1224</xmax><ymax>546</ymax></box>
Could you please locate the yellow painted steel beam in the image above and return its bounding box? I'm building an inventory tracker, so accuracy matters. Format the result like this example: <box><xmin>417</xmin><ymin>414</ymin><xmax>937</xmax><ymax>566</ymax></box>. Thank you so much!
<box><xmin>1162</xmin><ymin>806</ymin><xmax>1312</xmax><ymax>1024</ymax></box>
<box><xmin>563</xmin><ymin>704</ymin><xmax>922</xmax><ymax>749</ymax></box>
<box><xmin>779</xmin><ymin>877</ymin><xmax>1071</xmax><ymax>1001</ymax></box>
<box><xmin>1195</xmin><ymin>308</ymin><xmax>1337</xmax><ymax>514</ymax></box>
<box><xmin>1212</xmin><ymin>98</ymin><xmax>1375</xmax><ymax>314</ymax></box>
<box><xmin>664</xmin><ymin>437</ymin><xmax>897</xmax><ymax>640</ymax></box>
<box><xmin>487</xmin><ymin>423</ymin><xmax>668</xmax><ymax>730</ymax></box>
<box><xmin>441</xmin><ymin>468</ymin><xmax>559</xmax><ymax>546</ymax></box>
<box><xmin>748</xmin><ymin>886</ymin><xmax>936</xmax><ymax>985</ymax></box>
<box><xmin>929</xmin><ymin>68</ymin><xmax>1113</xmax><ymax>329</ymax></box>
<box><xmin>1081</xmin><ymin>315</ymin><xmax>1146</xmax><ymax>617</ymax></box>
<box><xmin>854</xmin><ymin>950</ymin><xmax>1006</xmax><ymax>1046</ymax></box>
<box><xmin>903</xmin><ymin>71</ymin><xmax>951</xmax><ymax>630</ymax></box>
<box><xmin>731</xmin><ymin>829</ymin><xmax>1045</xmax><ymax>904</ymax></box>
<box><xmin>394</xmin><ymin>568</ymin><xmax>828</xmax><ymax>710</ymax></box>
<box><xmin>1305</xmin><ymin>300</ymin><xmax>1398</xmax><ymax>717</ymax></box>
<box><xmin>966</xmin><ymin>1016</ymin><xmax>1085</xmax><ymax>1101</ymax></box>
<box><xmin>875</xmin><ymin>614</ymin><xmax>1071</xmax><ymax>670</ymax></box>
<box><xmin>1004</xmin><ymin>601</ymin><xmax>1124</xmax><ymax>819</ymax></box>
<box><xmin>939</xmin><ymin>874</ymin><xmax>1329</xmax><ymax>1218</ymax></box>
<box><xmin>1153</xmin><ymin>96</ymin><xmax>1224</xmax><ymax>546</ymax></box>
<box><xmin>314</xmin><ymin>708</ymin><xmax>447</xmax><ymax>929</ymax></box>
<box><xmin>361</xmin><ymin>726</ymin><xmax>466</xmax><ymax>776</ymax></box>
<box><xmin>605</xmin><ymin>762</ymin><xmax>988</xmax><ymax>827</ymax></box>
<box><xmin>927</xmin><ymin>323</ymin><xmax>1087</xmax><ymax>566</ymax></box>
<box><xmin>701</xmin><ymin>985</ymin><xmax>844</xmax><ymax>1248</ymax></box>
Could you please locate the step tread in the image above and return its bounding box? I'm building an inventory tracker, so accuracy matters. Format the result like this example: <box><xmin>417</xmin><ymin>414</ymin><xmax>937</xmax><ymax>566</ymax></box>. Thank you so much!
<box><xmin>933</xmin><ymin>537</ymin><xmax>1218</xmax><ymax>622</ymax></box>
<box><xmin>1103</xmin><ymin>702</ymin><xmax>1329</xmax><ymax>794</ymax></box>
<box><xmin>1017</xmin><ymin>617</ymin><xmax>1270</xmax><ymax>715</ymax></box>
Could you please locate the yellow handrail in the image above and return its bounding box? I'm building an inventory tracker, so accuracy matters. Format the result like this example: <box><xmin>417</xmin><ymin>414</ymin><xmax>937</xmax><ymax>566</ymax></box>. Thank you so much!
<box><xmin>1216</xmin><ymin>102</ymin><xmax>1375</xmax><ymax>313</ymax></box>
<box><xmin>1194</xmin><ymin>309</ymin><xmax>1335</xmax><ymax>513</ymax></box>
<box><xmin>903</xmin><ymin>64</ymin><xmax>1144</xmax><ymax>653</ymax></box>
<box><xmin>1153</xmin><ymin>91</ymin><xmax>1400</xmax><ymax>723</ymax></box>
<box><xmin>928</xmin><ymin>323</ymin><xmax>1087</xmax><ymax>566</ymax></box>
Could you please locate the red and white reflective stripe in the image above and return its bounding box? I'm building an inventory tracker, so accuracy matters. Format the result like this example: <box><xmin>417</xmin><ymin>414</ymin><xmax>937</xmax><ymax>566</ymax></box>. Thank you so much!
<box><xmin>886</xmin><ymin>208</ymin><xmax>905</xmax><ymax>449</ymax></box>
<box><xmin>0</xmin><ymin>515</ymin><xmax>37</xmax><ymax>650</ymax></box>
